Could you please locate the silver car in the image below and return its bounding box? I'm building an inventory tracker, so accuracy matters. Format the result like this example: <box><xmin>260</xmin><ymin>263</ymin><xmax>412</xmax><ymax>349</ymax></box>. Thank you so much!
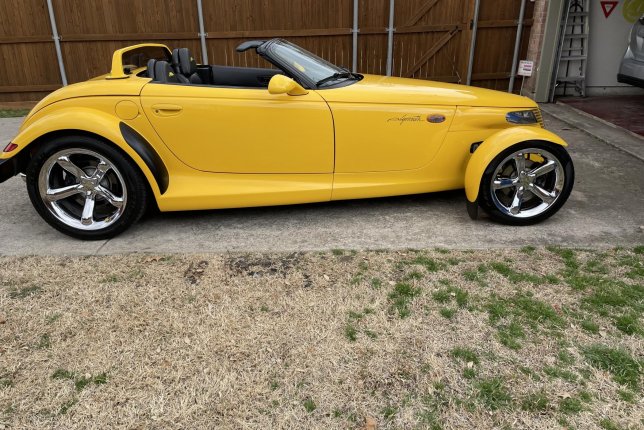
<box><xmin>618</xmin><ymin>15</ymin><xmax>644</xmax><ymax>88</ymax></box>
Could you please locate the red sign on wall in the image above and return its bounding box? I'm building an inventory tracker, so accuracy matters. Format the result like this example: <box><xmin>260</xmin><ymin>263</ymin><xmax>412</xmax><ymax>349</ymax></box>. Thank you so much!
<box><xmin>600</xmin><ymin>1</ymin><xmax>618</xmax><ymax>18</ymax></box>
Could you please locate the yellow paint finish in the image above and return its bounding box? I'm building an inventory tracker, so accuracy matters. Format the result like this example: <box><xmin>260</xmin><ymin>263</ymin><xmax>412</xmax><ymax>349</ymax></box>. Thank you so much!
<box><xmin>450</xmin><ymin>106</ymin><xmax>541</xmax><ymax>132</ymax></box>
<box><xmin>267</xmin><ymin>75</ymin><xmax>309</xmax><ymax>95</ymax></box>
<box><xmin>464</xmin><ymin>127</ymin><xmax>568</xmax><ymax>203</ymax></box>
<box><xmin>23</xmin><ymin>78</ymin><xmax>147</xmax><ymax>123</ymax></box>
<box><xmin>107</xmin><ymin>43</ymin><xmax>171</xmax><ymax>79</ymax></box>
<box><xmin>115</xmin><ymin>100</ymin><xmax>140</xmax><ymax>120</ymax></box>
<box><xmin>140</xmin><ymin>83</ymin><xmax>334</xmax><ymax>174</ymax></box>
<box><xmin>320</xmin><ymin>74</ymin><xmax>537</xmax><ymax>108</ymax></box>
<box><xmin>7</xmin><ymin>94</ymin><xmax>333</xmax><ymax>210</ymax></box>
<box><xmin>328</xmin><ymin>103</ymin><xmax>455</xmax><ymax>172</ymax></box>
<box><xmin>332</xmin><ymin>169</ymin><xmax>461</xmax><ymax>201</ymax></box>
<box><xmin>7</xmin><ymin>99</ymin><xmax>162</xmax><ymax>196</ymax></box>
<box><xmin>332</xmin><ymin>130</ymin><xmax>492</xmax><ymax>200</ymax></box>
<box><xmin>158</xmin><ymin>173</ymin><xmax>331</xmax><ymax>211</ymax></box>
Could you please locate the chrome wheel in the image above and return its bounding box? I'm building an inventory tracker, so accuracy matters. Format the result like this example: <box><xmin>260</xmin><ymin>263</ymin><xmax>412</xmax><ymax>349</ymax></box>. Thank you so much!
<box><xmin>490</xmin><ymin>148</ymin><xmax>565</xmax><ymax>218</ymax></box>
<box><xmin>37</xmin><ymin>148</ymin><xmax>127</xmax><ymax>231</ymax></box>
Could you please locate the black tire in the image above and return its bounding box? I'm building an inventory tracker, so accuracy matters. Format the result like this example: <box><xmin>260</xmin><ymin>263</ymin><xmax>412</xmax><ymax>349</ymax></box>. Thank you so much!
<box><xmin>26</xmin><ymin>135</ymin><xmax>150</xmax><ymax>240</ymax></box>
<box><xmin>478</xmin><ymin>141</ymin><xmax>574</xmax><ymax>225</ymax></box>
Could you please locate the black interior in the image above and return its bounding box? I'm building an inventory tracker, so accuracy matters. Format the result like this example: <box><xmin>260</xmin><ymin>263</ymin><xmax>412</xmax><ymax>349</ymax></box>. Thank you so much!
<box><xmin>172</xmin><ymin>48</ymin><xmax>202</xmax><ymax>84</ymax></box>
<box><xmin>211</xmin><ymin>65</ymin><xmax>280</xmax><ymax>87</ymax></box>
<box><xmin>146</xmin><ymin>59</ymin><xmax>157</xmax><ymax>80</ymax></box>
<box><xmin>147</xmin><ymin>47</ymin><xmax>281</xmax><ymax>89</ymax></box>
<box><xmin>152</xmin><ymin>61</ymin><xmax>180</xmax><ymax>84</ymax></box>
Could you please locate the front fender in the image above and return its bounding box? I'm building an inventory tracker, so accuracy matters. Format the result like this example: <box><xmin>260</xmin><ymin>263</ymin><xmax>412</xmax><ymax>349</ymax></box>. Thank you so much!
<box><xmin>464</xmin><ymin>126</ymin><xmax>568</xmax><ymax>203</ymax></box>
<box><xmin>5</xmin><ymin>106</ymin><xmax>162</xmax><ymax>195</ymax></box>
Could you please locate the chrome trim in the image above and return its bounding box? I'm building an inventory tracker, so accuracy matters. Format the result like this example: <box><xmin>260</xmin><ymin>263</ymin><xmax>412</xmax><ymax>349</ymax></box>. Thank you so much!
<box><xmin>490</xmin><ymin>148</ymin><xmax>564</xmax><ymax>218</ymax></box>
<box><xmin>38</xmin><ymin>148</ymin><xmax>127</xmax><ymax>231</ymax></box>
<box><xmin>533</xmin><ymin>108</ymin><xmax>544</xmax><ymax>127</ymax></box>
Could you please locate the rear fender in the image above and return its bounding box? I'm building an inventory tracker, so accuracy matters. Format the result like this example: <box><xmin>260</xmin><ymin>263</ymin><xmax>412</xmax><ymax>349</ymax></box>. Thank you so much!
<box><xmin>464</xmin><ymin>127</ymin><xmax>568</xmax><ymax>203</ymax></box>
<box><xmin>6</xmin><ymin>107</ymin><xmax>163</xmax><ymax>195</ymax></box>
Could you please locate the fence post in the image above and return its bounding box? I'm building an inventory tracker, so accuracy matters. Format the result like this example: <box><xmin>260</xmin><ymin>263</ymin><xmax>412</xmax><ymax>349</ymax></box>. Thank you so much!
<box><xmin>385</xmin><ymin>0</ymin><xmax>395</xmax><ymax>76</ymax></box>
<box><xmin>196</xmin><ymin>0</ymin><xmax>209</xmax><ymax>64</ymax></box>
<box><xmin>46</xmin><ymin>0</ymin><xmax>67</xmax><ymax>86</ymax></box>
<box><xmin>508</xmin><ymin>0</ymin><xmax>527</xmax><ymax>92</ymax></box>
<box><xmin>352</xmin><ymin>0</ymin><xmax>359</xmax><ymax>72</ymax></box>
<box><xmin>465</xmin><ymin>0</ymin><xmax>480</xmax><ymax>85</ymax></box>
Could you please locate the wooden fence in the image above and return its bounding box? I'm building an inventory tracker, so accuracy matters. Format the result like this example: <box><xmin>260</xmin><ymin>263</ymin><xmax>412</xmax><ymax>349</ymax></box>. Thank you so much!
<box><xmin>0</xmin><ymin>0</ymin><xmax>534</xmax><ymax>103</ymax></box>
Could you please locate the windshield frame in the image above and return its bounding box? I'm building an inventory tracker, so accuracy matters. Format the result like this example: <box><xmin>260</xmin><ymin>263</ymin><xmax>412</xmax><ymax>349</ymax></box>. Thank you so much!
<box><xmin>258</xmin><ymin>39</ymin><xmax>360</xmax><ymax>89</ymax></box>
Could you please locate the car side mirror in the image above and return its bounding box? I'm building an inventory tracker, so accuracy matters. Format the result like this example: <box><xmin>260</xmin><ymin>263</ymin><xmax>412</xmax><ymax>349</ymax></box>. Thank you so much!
<box><xmin>268</xmin><ymin>75</ymin><xmax>308</xmax><ymax>96</ymax></box>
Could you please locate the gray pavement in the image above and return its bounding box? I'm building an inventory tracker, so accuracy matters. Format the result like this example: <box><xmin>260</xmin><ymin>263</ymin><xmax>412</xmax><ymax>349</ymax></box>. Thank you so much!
<box><xmin>541</xmin><ymin>103</ymin><xmax>644</xmax><ymax>162</ymax></box>
<box><xmin>0</xmin><ymin>109</ymin><xmax>642</xmax><ymax>255</ymax></box>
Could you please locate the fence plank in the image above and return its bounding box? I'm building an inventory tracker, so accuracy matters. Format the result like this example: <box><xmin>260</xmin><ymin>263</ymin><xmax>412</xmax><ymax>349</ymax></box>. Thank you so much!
<box><xmin>403</xmin><ymin>27</ymin><xmax>458</xmax><ymax>77</ymax></box>
<box><xmin>404</xmin><ymin>0</ymin><xmax>441</xmax><ymax>27</ymax></box>
<box><xmin>59</xmin><ymin>33</ymin><xmax>199</xmax><ymax>42</ymax></box>
<box><xmin>0</xmin><ymin>0</ymin><xmax>535</xmax><ymax>102</ymax></box>
<box><xmin>0</xmin><ymin>84</ymin><xmax>63</xmax><ymax>93</ymax></box>
<box><xmin>396</xmin><ymin>24</ymin><xmax>465</xmax><ymax>34</ymax></box>
<box><xmin>205</xmin><ymin>28</ymin><xmax>351</xmax><ymax>39</ymax></box>
<box><xmin>0</xmin><ymin>37</ymin><xmax>52</xmax><ymax>44</ymax></box>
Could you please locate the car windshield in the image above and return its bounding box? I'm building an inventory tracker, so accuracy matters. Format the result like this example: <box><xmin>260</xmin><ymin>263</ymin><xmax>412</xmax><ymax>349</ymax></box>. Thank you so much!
<box><xmin>268</xmin><ymin>40</ymin><xmax>345</xmax><ymax>85</ymax></box>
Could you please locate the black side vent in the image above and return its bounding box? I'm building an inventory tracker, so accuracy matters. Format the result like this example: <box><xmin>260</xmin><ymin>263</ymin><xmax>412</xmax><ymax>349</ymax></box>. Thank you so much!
<box><xmin>470</xmin><ymin>141</ymin><xmax>483</xmax><ymax>153</ymax></box>
<box><xmin>119</xmin><ymin>122</ymin><xmax>169</xmax><ymax>194</ymax></box>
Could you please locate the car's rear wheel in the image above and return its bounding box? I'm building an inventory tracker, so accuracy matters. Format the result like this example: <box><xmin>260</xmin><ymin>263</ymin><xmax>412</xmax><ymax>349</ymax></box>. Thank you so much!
<box><xmin>26</xmin><ymin>135</ymin><xmax>149</xmax><ymax>240</ymax></box>
<box><xmin>479</xmin><ymin>141</ymin><xmax>574</xmax><ymax>225</ymax></box>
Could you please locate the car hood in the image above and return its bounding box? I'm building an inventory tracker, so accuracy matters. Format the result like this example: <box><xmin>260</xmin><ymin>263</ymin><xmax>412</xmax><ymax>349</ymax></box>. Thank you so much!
<box><xmin>318</xmin><ymin>74</ymin><xmax>537</xmax><ymax>108</ymax></box>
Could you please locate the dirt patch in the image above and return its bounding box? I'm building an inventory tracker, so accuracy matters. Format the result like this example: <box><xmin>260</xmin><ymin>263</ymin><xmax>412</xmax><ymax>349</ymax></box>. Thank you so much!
<box><xmin>226</xmin><ymin>252</ymin><xmax>302</xmax><ymax>277</ymax></box>
<box><xmin>0</xmin><ymin>248</ymin><xmax>642</xmax><ymax>429</ymax></box>
<box><xmin>184</xmin><ymin>260</ymin><xmax>209</xmax><ymax>285</ymax></box>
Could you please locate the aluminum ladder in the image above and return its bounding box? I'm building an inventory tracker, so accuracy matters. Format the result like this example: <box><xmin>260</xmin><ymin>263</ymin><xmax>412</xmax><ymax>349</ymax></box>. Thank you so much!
<box><xmin>550</xmin><ymin>0</ymin><xmax>589</xmax><ymax>101</ymax></box>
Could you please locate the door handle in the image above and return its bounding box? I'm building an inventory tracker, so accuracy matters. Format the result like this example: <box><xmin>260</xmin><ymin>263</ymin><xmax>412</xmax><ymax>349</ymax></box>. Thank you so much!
<box><xmin>151</xmin><ymin>104</ymin><xmax>183</xmax><ymax>116</ymax></box>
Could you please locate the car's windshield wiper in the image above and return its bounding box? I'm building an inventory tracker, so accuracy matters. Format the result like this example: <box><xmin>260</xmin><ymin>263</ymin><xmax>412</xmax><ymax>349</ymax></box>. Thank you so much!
<box><xmin>316</xmin><ymin>72</ymin><xmax>358</xmax><ymax>87</ymax></box>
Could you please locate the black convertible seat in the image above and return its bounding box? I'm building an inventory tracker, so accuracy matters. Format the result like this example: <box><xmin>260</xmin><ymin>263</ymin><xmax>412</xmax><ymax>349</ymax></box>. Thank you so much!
<box><xmin>153</xmin><ymin>61</ymin><xmax>181</xmax><ymax>83</ymax></box>
<box><xmin>147</xmin><ymin>59</ymin><xmax>157</xmax><ymax>79</ymax></box>
<box><xmin>172</xmin><ymin>48</ymin><xmax>202</xmax><ymax>84</ymax></box>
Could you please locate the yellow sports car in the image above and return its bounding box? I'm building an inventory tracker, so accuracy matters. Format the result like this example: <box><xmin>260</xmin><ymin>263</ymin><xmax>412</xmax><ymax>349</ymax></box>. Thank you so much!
<box><xmin>1</xmin><ymin>40</ymin><xmax>574</xmax><ymax>240</ymax></box>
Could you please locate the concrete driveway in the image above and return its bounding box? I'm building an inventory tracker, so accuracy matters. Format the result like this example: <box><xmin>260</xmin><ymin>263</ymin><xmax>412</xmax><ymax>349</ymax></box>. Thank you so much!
<box><xmin>1</xmin><ymin>110</ymin><xmax>642</xmax><ymax>255</ymax></box>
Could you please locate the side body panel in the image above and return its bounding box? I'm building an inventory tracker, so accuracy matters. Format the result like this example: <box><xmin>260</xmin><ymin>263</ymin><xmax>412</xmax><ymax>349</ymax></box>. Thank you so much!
<box><xmin>331</xmin><ymin>107</ymin><xmax>546</xmax><ymax>201</ymax></box>
<box><xmin>8</xmin><ymin>98</ymin><xmax>164</xmax><ymax>197</ymax></box>
<box><xmin>332</xmin><ymin>130</ymin><xmax>489</xmax><ymax>200</ymax></box>
<box><xmin>327</xmin><ymin>102</ymin><xmax>455</xmax><ymax>172</ymax></box>
<box><xmin>8</xmin><ymin>96</ymin><xmax>333</xmax><ymax>211</ymax></box>
<box><xmin>158</xmin><ymin>172</ymin><xmax>332</xmax><ymax>211</ymax></box>
<box><xmin>140</xmin><ymin>83</ymin><xmax>335</xmax><ymax>174</ymax></box>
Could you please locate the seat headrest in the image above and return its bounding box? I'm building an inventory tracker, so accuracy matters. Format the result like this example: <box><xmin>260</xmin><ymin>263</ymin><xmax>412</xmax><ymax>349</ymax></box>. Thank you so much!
<box><xmin>147</xmin><ymin>59</ymin><xmax>157</xmax><ymax>79</ymax></box>
<box><xmin>171</xmin><ymin>49</ymin><xmax>181</xmax><ymax>72</ymax></box>
<box><xmin>175</xmin><ymin>48</ymin><xmax>197</xmax><ymax>75</ymax></box>
<box><xmin>153</xmin><ymin>61</ymin><xmax>179</xmax><ymax>83</ymax></box>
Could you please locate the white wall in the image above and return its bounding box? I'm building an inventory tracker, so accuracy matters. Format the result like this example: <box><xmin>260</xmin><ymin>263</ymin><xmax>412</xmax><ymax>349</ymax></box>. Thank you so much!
<box><xmin>587</xmin><ymin>0</ymin><xmax>644</xmax><ymax>94</ymax></box>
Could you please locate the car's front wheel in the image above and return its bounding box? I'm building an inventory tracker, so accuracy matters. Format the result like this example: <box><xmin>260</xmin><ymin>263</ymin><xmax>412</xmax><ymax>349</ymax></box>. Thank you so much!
<box><xmin>478</xmin><ymin>142</ymin><xmax>574</xmax><ymax>225</ymax></box>
<box><xmin>26</xmin><ymin>135</ymin><xmax>149</xmax><ymax>240</ymax></box>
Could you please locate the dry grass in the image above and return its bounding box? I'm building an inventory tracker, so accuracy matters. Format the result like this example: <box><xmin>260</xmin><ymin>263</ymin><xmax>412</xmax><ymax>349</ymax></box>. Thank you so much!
<box><xmin>0</xmin><ymin>248</ymin><xmax>642</xmax><ymax>429</ymax></box>
<box><xmin>0</xmin><ymin>109</ymin><xmax>29</xmax><ymax>118</ymax></box>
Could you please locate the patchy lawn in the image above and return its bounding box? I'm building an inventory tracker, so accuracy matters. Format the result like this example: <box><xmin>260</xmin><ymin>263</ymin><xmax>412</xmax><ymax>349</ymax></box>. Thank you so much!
<box><xmin>0</xmin><ymin>247</ymin><xmax>642</xmax><ymax>429</ymax></box>
<box><xmin>0</xmin><ymin>109</ymin><xmax>29</xmax><ymax>118</ymax></box>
